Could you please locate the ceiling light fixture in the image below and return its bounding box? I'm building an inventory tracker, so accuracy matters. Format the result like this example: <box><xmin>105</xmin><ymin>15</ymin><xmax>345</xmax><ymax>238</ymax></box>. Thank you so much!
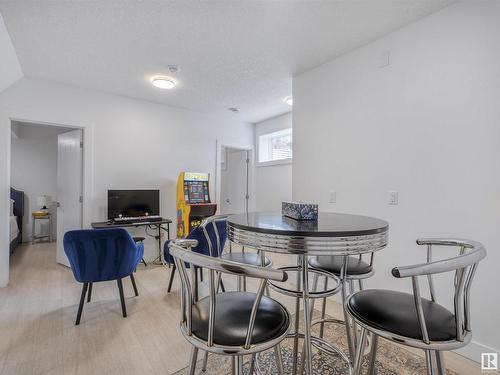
<box><xmin>152</xmin><ymin>77</ymin><xmax>176</xmax><ymax>89</ymax></box>
<box><xmin>284</xmin><ymin>96</ymin><xmax>293</xmax><ymax>106</ymax></box>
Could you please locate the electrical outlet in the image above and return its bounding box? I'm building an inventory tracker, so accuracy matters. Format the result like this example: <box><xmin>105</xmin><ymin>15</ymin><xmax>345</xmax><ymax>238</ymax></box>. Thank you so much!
<box><xmin>388</xmin><ymin>191</ymin><xmax>399</xmax><ymax>205</ymax></box>
<box><xmin>379</xmin><ymin>50</ymin><xmax>390</xmax><ymax>68</ymax></box>
<box><xmin>329</xmin><ymin>190</ymin><xmax>336</xmax><ymax>203</ymax></box>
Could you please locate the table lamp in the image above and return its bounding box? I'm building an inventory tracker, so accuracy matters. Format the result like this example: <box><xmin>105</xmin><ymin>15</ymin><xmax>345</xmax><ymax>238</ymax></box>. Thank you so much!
<box><xmin>37</xmin><ymin>195</ymin><xmax>52</xmax><ymax>210</ymax></box>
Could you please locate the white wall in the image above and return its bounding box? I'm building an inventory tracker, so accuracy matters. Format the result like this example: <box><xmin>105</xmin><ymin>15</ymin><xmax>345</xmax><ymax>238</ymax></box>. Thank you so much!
<box><xmin>0</xmin><ymin>12</ymin><xmax>22</xmax><ymax>93</ymax></box>
<box><xmin>254</xmin><ymin>112</ymin><xmax>292</xmax><ymax>212</ymax></box>
<box><xmin>10</xmin><ymin>125</ymin><xmax>64</xmax><ymax>241</ymax></box>
<box><xmin>293</xmin><ymin>1</ymin><xmax>500</xmax><ymax>360</ymax></box>
<box><xmin>0</xmin><ymin>78</ymin><xmax>253</xmax><ymax>285</ymax></box>
<box><xmin>0</xmin><ymin>11</ymin><xmax>22</xmax><ymax>287</ymax></box>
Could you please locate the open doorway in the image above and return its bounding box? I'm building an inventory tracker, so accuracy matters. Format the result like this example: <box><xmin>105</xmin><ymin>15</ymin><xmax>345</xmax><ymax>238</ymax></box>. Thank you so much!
<box><xmin>219</xmin><ymin>146</ymin><xmax>251</xmax><ymax>215</ymax></box>
<box><xmin>10</xmin><ymin>120</ymin><xmax>83</xmax><ymax>267</ymax></box>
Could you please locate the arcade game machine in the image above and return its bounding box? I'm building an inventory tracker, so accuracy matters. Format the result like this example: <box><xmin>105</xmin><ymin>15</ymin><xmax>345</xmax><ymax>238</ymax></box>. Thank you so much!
<box><xmin>176</xmin><ymin>172</ymin><xmax>217</xmax><ymax>238</ymax></box>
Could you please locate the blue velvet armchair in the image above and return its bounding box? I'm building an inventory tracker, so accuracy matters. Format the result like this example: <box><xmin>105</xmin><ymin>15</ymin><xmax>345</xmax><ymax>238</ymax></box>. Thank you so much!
<box><xmin>164</xmin><ymin>219</ymin><xmax>227</xmax><ymax>294</ymax></box>
<box><xmin>64</xmin><ymin>228</ymin><xmax>144</xmax><ymax>325</ymax></box>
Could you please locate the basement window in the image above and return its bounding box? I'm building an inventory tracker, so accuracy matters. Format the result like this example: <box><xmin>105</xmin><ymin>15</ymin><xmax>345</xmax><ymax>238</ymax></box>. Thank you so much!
<box><xmin>257</xmin><ymin>128</ymin><xmax>292</xmax><ymax>165</ymax></box>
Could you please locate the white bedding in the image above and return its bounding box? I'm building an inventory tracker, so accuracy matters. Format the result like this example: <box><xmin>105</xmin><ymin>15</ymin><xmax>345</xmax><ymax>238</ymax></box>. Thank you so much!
<box><xmin>10</xmin><ymin>216</ymin><xmax>19</xmax><ymax>242</ymax></box>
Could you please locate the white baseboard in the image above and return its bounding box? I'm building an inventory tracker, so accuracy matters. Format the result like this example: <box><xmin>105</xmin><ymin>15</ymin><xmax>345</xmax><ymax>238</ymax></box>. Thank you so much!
<box><xmin>454</xmin><ymin>340</ymin><xmax>500</xmax><ymax>364</ymax></box>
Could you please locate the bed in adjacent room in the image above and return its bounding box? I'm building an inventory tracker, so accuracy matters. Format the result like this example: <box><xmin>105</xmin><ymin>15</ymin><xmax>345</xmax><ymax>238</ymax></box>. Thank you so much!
<box><xmin>10</xmin><ymin>187</ymin><xmax>24</xmax><ymax>253</ymax></box>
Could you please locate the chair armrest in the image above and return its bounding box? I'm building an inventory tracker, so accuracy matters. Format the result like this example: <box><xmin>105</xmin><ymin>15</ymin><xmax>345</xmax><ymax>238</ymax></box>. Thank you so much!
<box><xmin>392</xmin><ymin>244</ymin><xmax>486</xmax><ymax>278</ymax></box>
<box><xmin>173</xmin><ymin>239</ymin><xmax>199</xmax><ymax>248</ymax></box>
<box><xmin>416</xmin><ymin>238</ymin><xmax>480</xmax><ymax>249</ymax></box>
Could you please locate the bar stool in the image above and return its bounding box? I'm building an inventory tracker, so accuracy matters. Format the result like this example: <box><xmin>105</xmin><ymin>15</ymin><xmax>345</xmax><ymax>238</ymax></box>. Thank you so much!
<box><xmin>347</xmin><ymin>238</ymin><xmax>486</xmax><ymax>375</ymax></box>
<box><xmin>201</xmin><ymin>215</ymin><xmax>272</xmax><ymax>292</ymax></box>
<box><xmin>308</xmin><ymin>253</ymin><xmax>374</xmax><ymax>343</ymax></box>
<box><xmin>267</xmin><ymin>259</ymin><xmax>343</xmax><ymax>375</ymax></box>
<box><xmin>169</xmin><ymin>241</ymin><xmax>291</xmax><ymax>375</ymax></box>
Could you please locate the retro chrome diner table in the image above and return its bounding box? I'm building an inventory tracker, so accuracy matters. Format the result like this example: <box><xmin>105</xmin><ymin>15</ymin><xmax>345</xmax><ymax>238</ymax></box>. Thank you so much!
<box><xmin>227</xmin><ymin>212</ymin><xmax>389</xmax><ymax>375</ymax></box>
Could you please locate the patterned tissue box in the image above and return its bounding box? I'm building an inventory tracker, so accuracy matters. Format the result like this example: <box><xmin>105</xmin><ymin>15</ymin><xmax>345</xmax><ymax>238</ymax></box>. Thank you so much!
<box><xmin>282</xmin><ymin>201</ymin><xmax>318</xmax><ymax>221</ymax></box>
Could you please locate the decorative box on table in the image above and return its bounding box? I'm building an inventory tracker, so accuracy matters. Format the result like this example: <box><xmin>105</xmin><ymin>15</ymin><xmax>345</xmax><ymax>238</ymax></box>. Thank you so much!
<box><xmin>282</xmin><ymin>201</ymin><xmax>318</xmax><ymax>221</ymax></box>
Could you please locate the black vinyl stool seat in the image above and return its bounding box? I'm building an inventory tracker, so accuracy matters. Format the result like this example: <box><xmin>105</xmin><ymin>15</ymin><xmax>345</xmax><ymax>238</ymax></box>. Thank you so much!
<box><xmin>346</xmin><ymin>238</ymin><xmax>486</xmax><ymax>375</ymax></box>
<box><xmin>309</xmin><ymin>255</ymin><xmax>372</xmax><ymax>276</ymax></box>
<box><xmin>347</xmin><ymin>289</ymin><xmax>456</xmax><ymax>342</ymax></box>
<box><xmin>192</xmin><ymin>291</ymin><xmax>289</xmax><ymax>346</ymax></box>
<box><xmin>221</xmin><ymin>252</ymin><xmax>271</xmax><ymax>267</ymax></box>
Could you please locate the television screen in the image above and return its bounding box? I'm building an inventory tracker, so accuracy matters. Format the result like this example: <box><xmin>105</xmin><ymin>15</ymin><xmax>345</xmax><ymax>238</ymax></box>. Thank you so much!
<box><xmin>107</xmin><ymin>189</ymin><xmax>160</xmax><ymax>219</ymax></box>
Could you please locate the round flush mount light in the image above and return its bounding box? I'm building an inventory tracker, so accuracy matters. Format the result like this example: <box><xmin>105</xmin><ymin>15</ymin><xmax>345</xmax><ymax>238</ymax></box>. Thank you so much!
<box><xmin>152</xmin><ymin>77</ymin><xmax>176</xmax><ymax>89</ymax></box>
<box><xmin>284</xmin><ymin>96</ymin><xmax>293</xmax><ymax>106</ymax></box>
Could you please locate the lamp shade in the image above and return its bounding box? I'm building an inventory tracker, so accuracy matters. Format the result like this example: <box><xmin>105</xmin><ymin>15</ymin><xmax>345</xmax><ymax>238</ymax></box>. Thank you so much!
<box><xmin>37</xmin><ymin>195</ymin><xmax>51</xmax><ymax>207</ymax></box>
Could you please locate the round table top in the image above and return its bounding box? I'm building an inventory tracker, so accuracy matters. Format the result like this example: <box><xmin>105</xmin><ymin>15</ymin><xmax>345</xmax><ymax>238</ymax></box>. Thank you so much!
<box><xmin>227</xmin><ymin>212</ymin><xmax>389</xmax><ymax>255</ymax></box>
<box><xmin>227</xmin><ymin>212</ymin><xmax>388</xmax><ymax>237</ymax></box>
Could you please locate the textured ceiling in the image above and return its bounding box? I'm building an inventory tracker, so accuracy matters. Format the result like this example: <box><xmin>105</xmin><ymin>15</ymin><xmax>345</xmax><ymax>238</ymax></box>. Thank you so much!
<box><xmin>0</xmin><ymin>0</ymin><xmax>453</xmax><ymax>123</ymax></box>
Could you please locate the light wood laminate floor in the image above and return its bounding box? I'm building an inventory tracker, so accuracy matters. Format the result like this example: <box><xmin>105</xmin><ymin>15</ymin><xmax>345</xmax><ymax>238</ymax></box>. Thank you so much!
<box><xmin>0</xmin><ymin>242</ymin><xmax>482</xmax><ymax>375</ymax></box>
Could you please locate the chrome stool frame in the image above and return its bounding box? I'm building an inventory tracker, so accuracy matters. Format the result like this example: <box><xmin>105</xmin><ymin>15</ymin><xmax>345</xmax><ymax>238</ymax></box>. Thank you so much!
<box><xmin>265</xmin><ymin>261</ymin><xmax>344</xmax><ymax>375</ymax></box>
<box><xmin>307</xmin><ymin>253</ymin><xmax>376</xmax><ymax>364</ymax></box>
<box><xmin>169</xmin><ymin>241</ymin><xmax>291</xmax><ymax>375</ymax></box>
<box><xmin>347</xmin><ymin>238</ymin><xmax>486</xmax><ymax>375</ymax></box>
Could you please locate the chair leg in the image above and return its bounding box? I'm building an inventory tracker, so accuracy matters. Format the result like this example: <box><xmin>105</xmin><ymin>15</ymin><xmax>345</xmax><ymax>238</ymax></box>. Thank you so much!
<box><xmin>117</xmin><ymin>278</ymin><xmax>127</xmax><ymax>318</ymax></box>
<box><xmin>130</xmin><ymin>273</ymin><xmax>139</xmax><ymax>296</ymax></box>
<box><xmin>75</xmin><ymin>282</ymin><xmax>88</xmax><ymax>325</ymax></box>
<box><xmin>87</xmin><ymin>282</ymin><xmax>93</xmax><ymax>303</ymax></box>
<box><xmin>425</xmin><ymin>350</ymin><xmax>436</xmax><ymax>375</ymax></box>
<box><xmin>367</xmin><ymin>334</ymin><xmax>378</xmax><ymax>375</ymax></box>
<box><xmin>243</xmin><ymin>276</ymin><xmax>247</xmax><ymax>291</ymax></box>
<box><xmin>319</xmin><ymin>275</ymin><xmax>328</xmax><ymax>339</ymax></box>
<box><xmin>199</xmin><ymin>267</ymin><xmax>203</xmax><ymax>282</ymax></box>
<box><xmin>167</xmin><ymin>263</ymin><xmax>176</xmax><ymax>292</ymax></box>
<box><xmin>248</xmin><ymin>354</ymin><xmax>256</xmax><ymax>375</ymax></box>
<box><xmin>298</xmin><ymin>273</ymin><xmax>319</xmax><ymax>375</ymax></box>
<box><xmin>188</xmin><ymin>346</ymin><xmax>198</xmax><ymax>375</ymax></box>
<box><xmin>435</xmin><ymin>351</ymin><xmax>446</xmax><ymax>375</ymax></box>
<box><xmin>202</xmin><ymin>351</ymin><xmax>209</xmax><ymax>372</ymax></box>
<box><xmin>220</xmin><ymin>279</ymin><xmax>226</xmax><ymax>292</ymax></box>
<box><xmin>274</xmin><ymin>345</ymin><xmax>284</xmax><ymax>375</ymax></box>
<box><xmin>231</xmin><ymin>356</ymin><xmax>236</xmax><ymax>375</ymax></box>
<box><xmin>353</xmin><ymin>327</ymin><xmax>368</xmax><ymax>375</ymax></box>
<box><xmin>235</xmin><ymin>355</ymin><xmax>243</xmax><ymax>375</ymax></box>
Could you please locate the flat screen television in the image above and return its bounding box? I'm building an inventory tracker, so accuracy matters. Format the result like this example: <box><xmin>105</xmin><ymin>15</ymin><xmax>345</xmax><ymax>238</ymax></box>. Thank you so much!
<box><xmin>107</xmin><ymin>189</ymin><xmax>160</xmax><ymax>219</ymax></box>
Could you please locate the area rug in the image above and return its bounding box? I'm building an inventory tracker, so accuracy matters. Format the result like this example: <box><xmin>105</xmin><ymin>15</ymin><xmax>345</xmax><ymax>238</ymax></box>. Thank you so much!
<box><xmin>173</xmin><ymin>311</ymin><xmax>458</xmax><ymax>375</ymax></box>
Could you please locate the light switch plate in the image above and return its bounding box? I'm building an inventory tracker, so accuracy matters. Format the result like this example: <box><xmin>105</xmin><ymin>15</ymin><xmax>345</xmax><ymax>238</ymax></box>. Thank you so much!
<box><xmin>329</xmin><ymin>190</ymin><xmax>336</xmax><ymax>203</ymax></box>
<box><xmin>388</xmin><ymin>191</ymin><xmax>399</xmax><ymax>205</ymax></box>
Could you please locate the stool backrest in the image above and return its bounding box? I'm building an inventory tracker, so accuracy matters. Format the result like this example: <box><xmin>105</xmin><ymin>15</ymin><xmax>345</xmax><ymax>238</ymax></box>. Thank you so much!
<box><xmin>392</xmin><ymin>238</ymin><xmax>486</xmax><ymax>344</ymax></box>
<box><xmin>169</xmin><ymin>241</ymin><xmax>287</xmax><ymax>349</ymax></box>
<box><xmin>199</xmin><ymin>214</ymin><xmax>229</xmax><ymax>257</ymax></box>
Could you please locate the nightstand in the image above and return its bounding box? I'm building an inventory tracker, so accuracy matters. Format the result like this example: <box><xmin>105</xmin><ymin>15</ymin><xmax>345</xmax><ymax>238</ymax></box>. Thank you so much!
<box><xmin>32</xmin><ymin>212</ymin><xmax>52</xmax><ymax>244</ymax></box>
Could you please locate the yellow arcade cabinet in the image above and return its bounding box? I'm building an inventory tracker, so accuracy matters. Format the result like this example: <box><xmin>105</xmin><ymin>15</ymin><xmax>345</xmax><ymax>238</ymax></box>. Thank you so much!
<box><xmin>176</xmin><ymin>172</ymin><xmax>217</xmax><ymax>238</ymax></box>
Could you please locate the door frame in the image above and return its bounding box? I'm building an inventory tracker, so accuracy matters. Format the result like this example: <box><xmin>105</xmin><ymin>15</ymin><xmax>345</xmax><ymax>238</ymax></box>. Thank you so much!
<box><xmin>2</xmin><ymin>112</ymin><xmax>93</xmax><ymax>286</ymax></box>
<box><xmin>215</xmin><ymin>140</ymin><xmax>255</xmax><ymax>215</ymax></box>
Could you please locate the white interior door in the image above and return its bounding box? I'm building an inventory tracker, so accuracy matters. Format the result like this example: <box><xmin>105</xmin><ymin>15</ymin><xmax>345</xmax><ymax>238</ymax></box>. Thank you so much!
<box><xmin>56</xmin><ymin>129</ymin><xmax>83</xmax><ymax>266</ymax></box>
<box><xmin>220</xmin><ymin>148</ymin><xmax>249</xmax><ymax>215</ymax></box>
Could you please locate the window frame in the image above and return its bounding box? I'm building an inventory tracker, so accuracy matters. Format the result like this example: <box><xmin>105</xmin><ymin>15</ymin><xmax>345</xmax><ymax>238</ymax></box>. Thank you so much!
<box><xmin>256</xmin><ymin>127</ymin><xmax>293</xmax><ymax>167</ymax></box>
